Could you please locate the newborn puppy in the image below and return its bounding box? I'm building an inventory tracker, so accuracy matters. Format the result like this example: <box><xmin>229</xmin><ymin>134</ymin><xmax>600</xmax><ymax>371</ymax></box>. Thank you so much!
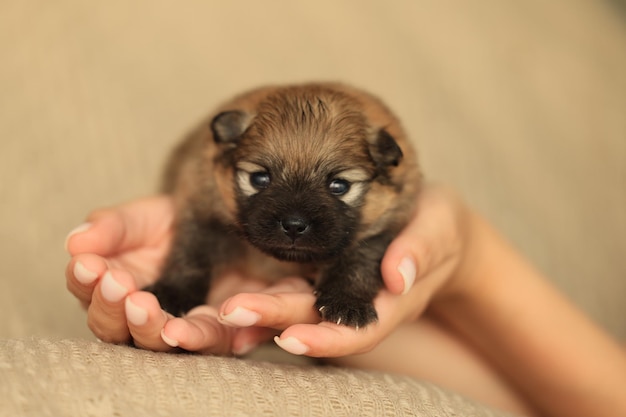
<box><xmin>146</xmin><ymin>83</ymin><xmax>422</xmax><ymax>328</ymax></box>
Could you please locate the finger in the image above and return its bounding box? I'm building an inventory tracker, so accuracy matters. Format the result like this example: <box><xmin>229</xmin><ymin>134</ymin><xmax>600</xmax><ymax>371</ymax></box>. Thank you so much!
<box><xmin>381</xmin><ymin>186</ymin><xmax>459</xmax><ymax>295</ymax></box>
<box><xmin>87</xmin><ymin>269</ymin><xmax>137</xmax><ymax>343</ymax></box>
<box><xmin>231</xmin><ymin>326</ymin><xmax>279</xmax><ymax>356</ymax></box>
<box><xmin>208</xmin><ymin>272</ymin><xmax>271</xmax><ymax>307</ymax></box>
<box><xmin>274</xmin><ymin>290</ymin><xmax>418</xmax><ymax>358</ymax></box>
<box><xmin>381</xmin><ymin>236</ymin><xmax>427</xmax><ymax>295</ymax></box>
<box><xmin>125</xmin><ymin>291</ymin><xmax>177</xmax><ymax>352</ymax></box>
<box><xmin>218</xmin><ymin>278</ymin><xmax>318</xmax><ymax>329</ymax></box>
<box><xmin>161</xmin><ymin>306</ymin><xmax>234</xmax><ymax>355</ymax></box>
<box><xmin>261</xmin><ymin>276</ymin><xmax>313</xmax><ymax>295</ymax></box>
<box><xmin>274</xmin><ymin>322</ymin><xmax>378</xmax><ymax>358</ymax></box>
<box><xmin>219</xmin><ymin>292</ymin><xmax>319</xmax><ymax>329</ymax></box>
<box><xmin>65</xmin><ymin>196</ymin><xmax>173</xmax><ymax>257</ymax></box>
<box><xmin>66</xmin><ymin>254</ymin><xmax>109</xmax><ymax>305</ymax></box>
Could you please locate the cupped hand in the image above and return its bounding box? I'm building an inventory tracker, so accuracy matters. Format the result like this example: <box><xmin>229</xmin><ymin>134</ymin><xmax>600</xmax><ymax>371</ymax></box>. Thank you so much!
<box><xmin>65</xmin><ymin>185</ymin><xmax>473</xmax><ymax>358</ymax></box>
<box><xmin>65</xmin><ymin>196</ymin><xmax>172</xmax><ymax>346</ymax></box>
<box><xmin>65</xmin><ymin>196</ymin><xmax>261</xmax><ymax>354</ymax></box>
<box><xmin>219</xmin><ymin>185</ymin><xmax>474</xmax><ymax>357</ymax></box>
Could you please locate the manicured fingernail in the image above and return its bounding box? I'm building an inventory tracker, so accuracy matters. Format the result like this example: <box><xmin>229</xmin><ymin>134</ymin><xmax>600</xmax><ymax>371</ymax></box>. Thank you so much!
<box><xmin>125</xmin><ymin>297</ymin><xmax>148</xmax><ymax>326</ymax></box>
<box><xmin>274</xmin><ymin>336</ymin><xmax>309</xmax><ymax>355</ymax></box>
<box><xmin>398</xmin><ymin>256</ymin><xmax>416</xmax><ymax>295</ymax></box>
<box><xmin>64</xmin><ymin>222</ymin><xmax>92</xmax><ymax>252</ymax></box>
<box><xmin>100</xmin><ymin>271</ymin><xmax>128</xmax><ymax>303</ymax></box>
<box><xmin>232</xmin><ymin>342</ymin><xmax>258</xmax><ymax>356</ymax></box>
<box><xmin>219</xmin><ymin>306</ymin><xmax>261</xmax><ymax>327</ymax></box>
<box><xmin>161</xmin><ymin>329</ymin><xmax>179</xmax><ymax>348</ymax></box>
<box><xmin>73</xmin><ymin>261</ymin><xmax>98</xmax><ymax>285</ymax></box>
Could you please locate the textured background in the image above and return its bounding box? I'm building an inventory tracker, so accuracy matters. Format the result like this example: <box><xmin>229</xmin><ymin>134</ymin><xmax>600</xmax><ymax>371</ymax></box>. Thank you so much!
<box><xmin>0</xmin><ymin>0</ymin><xmax>624</xmax><ymax>344</ymax></box>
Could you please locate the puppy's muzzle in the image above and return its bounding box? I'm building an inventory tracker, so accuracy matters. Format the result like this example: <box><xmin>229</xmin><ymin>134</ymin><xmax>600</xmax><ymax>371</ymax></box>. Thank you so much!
<box><xmin>280</xmin><ymin>215</ymin><xmax>310</xmax><ymax>242</ymax></box>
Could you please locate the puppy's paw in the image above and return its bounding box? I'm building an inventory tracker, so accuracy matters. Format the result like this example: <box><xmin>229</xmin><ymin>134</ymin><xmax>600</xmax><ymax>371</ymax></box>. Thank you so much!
<box><xmin>314</xmin><ymin>292</ymin><xmax>378</xmax><ymax>328</ymax></box>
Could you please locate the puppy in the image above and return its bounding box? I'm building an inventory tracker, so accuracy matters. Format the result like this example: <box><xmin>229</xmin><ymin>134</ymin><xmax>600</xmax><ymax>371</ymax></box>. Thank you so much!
<box><xmin>146</xmin><ymin>83</ymin><xmax>422</xmax><ymax>328</ymax></box>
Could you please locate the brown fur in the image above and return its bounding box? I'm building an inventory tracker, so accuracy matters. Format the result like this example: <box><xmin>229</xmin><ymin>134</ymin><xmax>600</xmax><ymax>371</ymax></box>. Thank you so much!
<box><xmin>147</xmin><ymin>83</ymin><xmax>422</xmax><ymax>327</ymax></box>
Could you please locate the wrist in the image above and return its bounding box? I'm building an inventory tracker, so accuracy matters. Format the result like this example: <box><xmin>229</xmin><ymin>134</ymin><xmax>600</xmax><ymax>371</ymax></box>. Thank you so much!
<box><xmin>435</xmin><ymin>211</ymin><xmax>498</xmax><ymax>303</ymax></box>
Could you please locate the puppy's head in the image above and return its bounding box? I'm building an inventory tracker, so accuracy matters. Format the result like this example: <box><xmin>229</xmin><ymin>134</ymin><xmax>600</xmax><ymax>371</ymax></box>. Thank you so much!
<box><xmin>210</xmin><ymin>85</ymin><xmax>410</xmax><ymax>262</ymax></box>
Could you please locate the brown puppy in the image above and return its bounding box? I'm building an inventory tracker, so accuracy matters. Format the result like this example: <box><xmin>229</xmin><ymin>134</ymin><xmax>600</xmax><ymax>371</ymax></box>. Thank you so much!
<box><xmin>146</xmin><ymin>83</ymin><xmax>422</xmax><ymax>327</ymax></box>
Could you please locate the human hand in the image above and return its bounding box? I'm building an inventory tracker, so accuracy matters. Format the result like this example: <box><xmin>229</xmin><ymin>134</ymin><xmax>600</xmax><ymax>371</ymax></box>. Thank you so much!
<box><xmin>65</xmin><ymin>196</ymin><xmax>276</xmax><ymax>355</ymax></box>
<box><xmin>218</xmin><ymin>185</ymin><xmax>475</xmax><ymax>357</ymax></box>
<box><xmin>65</xmin><ymin>185</ymin><xmax>475</xmax><ymax>358</ymax></box>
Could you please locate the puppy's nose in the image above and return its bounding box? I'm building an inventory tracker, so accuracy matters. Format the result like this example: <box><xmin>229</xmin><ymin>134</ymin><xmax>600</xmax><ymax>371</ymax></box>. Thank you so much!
<box><xmin>280</xmin><ymin>216</ymin><xmax>310</xmax><ymax>240</ymax></box>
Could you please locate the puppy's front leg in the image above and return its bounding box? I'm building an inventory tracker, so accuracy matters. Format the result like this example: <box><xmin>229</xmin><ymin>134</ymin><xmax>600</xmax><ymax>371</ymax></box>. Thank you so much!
<box><xmin>314</xmin><ymin>233</ymin><xmax>393</xmax><ymax>328</ymax></box>
<box><xmin>144</xmin><ymin>217</ymin><xmax>235</xmax><ymax>317</ymax></box>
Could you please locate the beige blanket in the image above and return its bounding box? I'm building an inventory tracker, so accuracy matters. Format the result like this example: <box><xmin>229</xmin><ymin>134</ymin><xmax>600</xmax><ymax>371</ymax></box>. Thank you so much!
<box><xmin>1</xmin><ymin>338</ymin><xmax>512</xmax><ymax>416</ymax></box>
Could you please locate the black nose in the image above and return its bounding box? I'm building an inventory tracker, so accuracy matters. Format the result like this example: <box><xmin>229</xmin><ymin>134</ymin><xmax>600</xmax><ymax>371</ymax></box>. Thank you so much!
<box><xmin>280</xmin><ymin>216</ymin><xmax>310</xmax><ymax>240</ymax></box>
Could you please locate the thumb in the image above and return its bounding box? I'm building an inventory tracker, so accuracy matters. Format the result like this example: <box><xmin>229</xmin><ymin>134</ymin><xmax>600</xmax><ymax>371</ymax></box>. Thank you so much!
<box><xmin>381</xmin><ymin>223</ymin><xmax>432</xmax><ymax>296</ymax></box>
<box><xmin>65</xmin><ymin>196</ymin><xmax>173</xmax><ymax>256</ymax></box>
<box><xmin>381</xmin><ymin>186</ymin><xmax>461</xmax><ymax>295</ymax></box>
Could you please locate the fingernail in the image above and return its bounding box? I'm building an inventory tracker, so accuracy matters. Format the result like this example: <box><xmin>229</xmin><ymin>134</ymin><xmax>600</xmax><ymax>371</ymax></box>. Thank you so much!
<box><xmin>64</xmin><ymin>222</ymin><xmax>92</xmax><ymax>252</ymax></box>
<box><xmin>161</xmin><ymin>329</ymin><xmax>179</xmax><ymax>348</ymax></box>
<box><xmin>125</xmin><ymin>297</ymin><xmax>148</xmax><ymax>326</ymax></box>
<box><xmin>219</xmin><ymin>306</ymin><xmax>261</xmax><ymax>327</ymax></box>
<box><xmin>398</xmin><ymin>256</ymin><xmax>417</xmax><ymax>295</ymax></box>
<box><xmin>274</xmin><ymin>336</ymin><xmax>309</xmax><ymax>355</ymax></box>
<box><xmin>100</xmin><ymin>271</ymin><xmax>128</xmax><ymax>303</ymax></box>
<box><xmin>73</xmin><ymin>261</ymin><xmax>98</xmax><ymax>285</ymax></box>
<box><xmin>232</xmin><ymin>342</ymin><xmax>257</xmax><ymax>357</ymax></box>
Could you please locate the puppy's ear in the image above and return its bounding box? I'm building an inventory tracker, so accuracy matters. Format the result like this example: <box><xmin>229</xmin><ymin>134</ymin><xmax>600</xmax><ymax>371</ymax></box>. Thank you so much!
<box><xmin>210</xmin><ymin>110</ymin><xmax>252</xmax><ymax>144</ymax></box>
<box><xmin>370</xmin><ymin>129</ymin><xmax>403</xmax><ymax>169</ymax></box>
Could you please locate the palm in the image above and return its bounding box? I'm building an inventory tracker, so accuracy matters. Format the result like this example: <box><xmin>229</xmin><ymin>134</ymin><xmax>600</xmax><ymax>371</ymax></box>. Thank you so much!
<box><xmin>107</xmin><ymin>239</ymin><xmax>171</xmax><ymax>289</ymax></box>
<box><xmin>88</xmin><ymin>196</ymin><xmax>175</xmax><ymax>289</ymax></box>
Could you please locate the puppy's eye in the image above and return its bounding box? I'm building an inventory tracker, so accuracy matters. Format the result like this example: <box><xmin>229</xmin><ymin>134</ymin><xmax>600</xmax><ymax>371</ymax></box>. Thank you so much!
<box><xmin>329</xmin><ymin>179</ymin><xmax>351</xmax><ymax>196</ymax></box>
<box><xmin>249</xmin><ymin>172</ymin><xmax>271</xmax><ymax>189</ymax></box>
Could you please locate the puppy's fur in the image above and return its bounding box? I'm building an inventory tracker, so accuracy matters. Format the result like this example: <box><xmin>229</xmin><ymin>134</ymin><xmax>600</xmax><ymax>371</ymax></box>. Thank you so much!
<box><xmin>146</xmin><ymin>83</ymin><xmax>422</xmax><ymax>327</ymax></box>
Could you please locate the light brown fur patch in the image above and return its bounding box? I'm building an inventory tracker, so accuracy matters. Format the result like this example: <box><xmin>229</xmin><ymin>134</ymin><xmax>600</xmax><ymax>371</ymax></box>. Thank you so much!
<box><xmin>163</xmin><ymin>81</ymin><xmax>421</xmax><ymax>271</ymax></box>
